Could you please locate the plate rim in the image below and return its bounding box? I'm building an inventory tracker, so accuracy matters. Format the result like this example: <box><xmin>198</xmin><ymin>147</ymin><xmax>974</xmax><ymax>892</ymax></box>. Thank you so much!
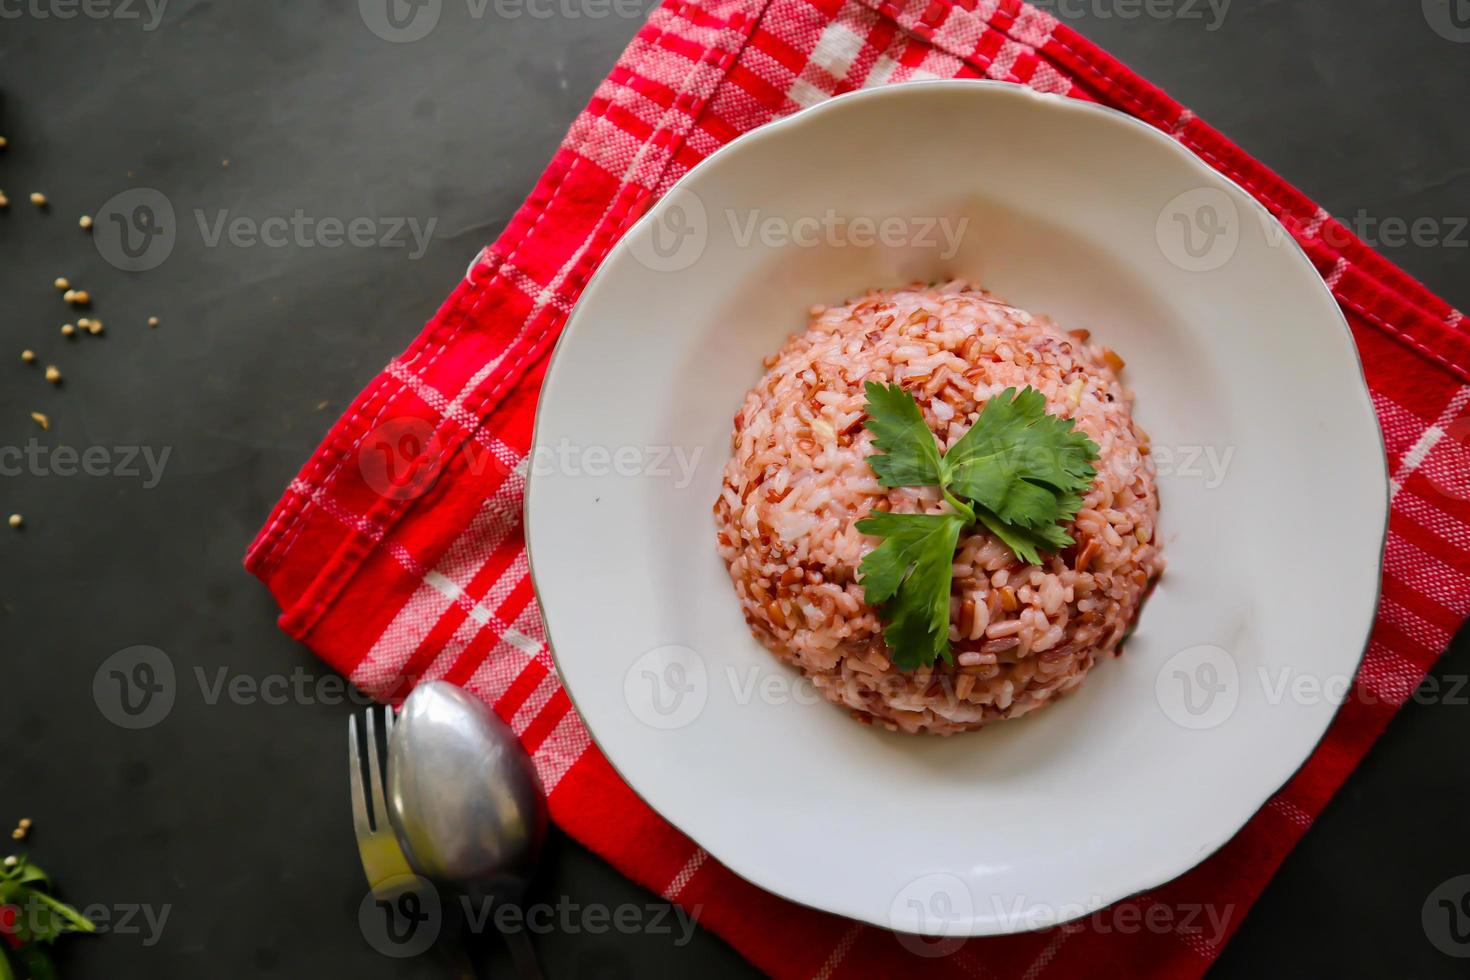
<box><xmin>524</xmin><ymin>78</ymin><xmax>1390</xmax><ymax>935</ymax></box>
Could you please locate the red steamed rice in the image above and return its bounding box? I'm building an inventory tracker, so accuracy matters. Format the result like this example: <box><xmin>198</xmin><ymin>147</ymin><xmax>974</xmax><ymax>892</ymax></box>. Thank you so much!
<box><xmin>714</xmin><ymin>281</ymin><xmax>1164</xmax><ymax>735</ymax></box>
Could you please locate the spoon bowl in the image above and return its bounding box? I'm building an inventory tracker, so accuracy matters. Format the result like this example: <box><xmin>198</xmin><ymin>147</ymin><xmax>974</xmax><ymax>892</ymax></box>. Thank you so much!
<box><xmin>387</xmin><ymin>681</ymin><xmax>547</xmax><ymax>900</ymax></box>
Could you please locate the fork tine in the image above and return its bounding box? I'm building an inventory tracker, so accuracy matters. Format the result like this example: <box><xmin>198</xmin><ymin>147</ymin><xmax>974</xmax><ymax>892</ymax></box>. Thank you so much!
<box><xmin>365</xmin><ymin>706</ymin><xmax>390</xmax><ymax>834</ymax></box>
<box><xmin>348</xmin><ymin>713</ymin><xmax>372</xmax><ymax>839</ymax></box>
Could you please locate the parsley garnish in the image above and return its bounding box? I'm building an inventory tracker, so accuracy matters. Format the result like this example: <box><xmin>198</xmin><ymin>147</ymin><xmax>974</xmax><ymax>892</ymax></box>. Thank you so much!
<box><xmin>856</xmin><ymin>382</ymin><xmax>1099</xmax><ymax>670</ymax></box>
<box><xmin>861</xmin><ymin>380</ymin><xmax>946</xmax><ymax>488</ymax></box>
<box><xmin>1</xmin><ymin>855</ymin><xmax>97</xmax><ymax>978</ymax></box>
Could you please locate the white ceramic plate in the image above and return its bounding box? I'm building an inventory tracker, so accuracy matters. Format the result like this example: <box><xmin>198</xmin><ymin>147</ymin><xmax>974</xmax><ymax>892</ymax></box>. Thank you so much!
<box><xmin>526</xmin><ymin>81</ymin><xmax>1386</xmax><ymax>936</ymax></box>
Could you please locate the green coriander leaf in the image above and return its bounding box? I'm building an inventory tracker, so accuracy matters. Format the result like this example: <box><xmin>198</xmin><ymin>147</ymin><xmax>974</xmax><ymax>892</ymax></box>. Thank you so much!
<box><xmin>10</xmin><ymin>888</ymin><xmax>97</xmax><ymax>944</ymax></box>
<box><xmin>855</xmin><ymin>511</ymin><xmax>966</xmax><ymax>670</ymax></box>
<box><xmin>1049</xmin><ymin>489</ymin><xmax>1087</xmax><ymax>528</ymax></box>
<box><xmin>31</xmin><ymin>891</ymin><xmax>95</xmax><ymax>937</ymax></box>
<box><xmin>12</xmin><ymin>860</ymin><xmax>50</xmax><ymax>889</ymax></box>
<box><xmin>857</xmin><ymin>380</ymin><xmax>1104</xmax><ymax>670</ymax></box>
<box><xmin>943</xmin><ymin>386</ymin><xmax>1099</xmax><ymax>530</ymax></box>
<box><xmin>974</xmin><ymin>507</ymin><xmax>1074</xmax><ymax>567</ymax></box>
<box><xmin>861</xmin><ymin>381</ymin><xmax>945</xmax><ymax>489</ymax></box>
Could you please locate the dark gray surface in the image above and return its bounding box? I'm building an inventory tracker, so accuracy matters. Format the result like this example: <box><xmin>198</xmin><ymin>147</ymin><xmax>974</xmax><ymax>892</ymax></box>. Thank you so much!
<box><xmin>1</xmin><ymin>2</ymin><xmax>1466</xmax><ymax>977</ymax></box>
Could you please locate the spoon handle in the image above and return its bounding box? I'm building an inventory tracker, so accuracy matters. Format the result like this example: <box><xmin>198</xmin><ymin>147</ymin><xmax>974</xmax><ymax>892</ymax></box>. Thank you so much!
<box><xmin>440</xmin><ymin>941</ymin><xmax>478</xmax><ymax>980</ymax></box>
<box><xmin>501</xmin><ymin>927</ymin><xmax>543</xmax><ymax>980</ymax></box>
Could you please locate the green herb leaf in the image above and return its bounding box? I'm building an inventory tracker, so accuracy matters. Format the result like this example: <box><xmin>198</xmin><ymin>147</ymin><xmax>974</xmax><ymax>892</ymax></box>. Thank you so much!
<box><xmin>856</xmin><ymin>382</ymin><xmax>1101</xmax><ymax>671</ymax></box>
<box><xmin>861</xmin><ymin>381</ymin><xmax>945</xmax><ymax>489</ymax></box>
<box><xmin>1</xmin><ymin>858</ymin><xmax>96</xmax><ymax>947</ymax></box>
<box><xmin>855</xmin><ymin>511</ymin><xmax>966</xmax><ymax>670</ymax></box>
<box><xmin>11</xmin><ymin>862</ymin><xmax>50</xmax><ymax>890</ymax></box>
<box><xmin>943</xmin><ymin>386</ymin><xmax>1098</xmax><ymax>530</ymax></box>
<box><xmin>26</xmin><ymin>891</ymin><xmax>96</xmax><ymax>939</ymax></box>
<box><xmin>974</xmin><ymin>507</ymin><xmax>1071</xmax><ymax>567</ymax></box>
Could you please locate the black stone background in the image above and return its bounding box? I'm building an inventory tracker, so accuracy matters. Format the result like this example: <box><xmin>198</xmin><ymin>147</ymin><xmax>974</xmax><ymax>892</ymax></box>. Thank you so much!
<box><xmin>1</xmin><ymin>1</ymin><xmax>1467</xmax><ymax>977</ymax></box>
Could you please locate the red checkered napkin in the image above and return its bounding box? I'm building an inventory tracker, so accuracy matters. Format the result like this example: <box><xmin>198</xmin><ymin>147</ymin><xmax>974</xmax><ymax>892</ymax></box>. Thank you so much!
<box><xmin>246</xmin><ymin>0</ymin><xmax>1470</xmax><ymax>975</ymax></box>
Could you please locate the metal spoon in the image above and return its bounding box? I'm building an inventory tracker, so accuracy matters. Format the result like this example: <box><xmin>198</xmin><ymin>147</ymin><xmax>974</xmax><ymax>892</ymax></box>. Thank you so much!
<box><xmin>388</xmin><ymin>681</ymin><xmax>547</xmax><ymax>978</ymax></box>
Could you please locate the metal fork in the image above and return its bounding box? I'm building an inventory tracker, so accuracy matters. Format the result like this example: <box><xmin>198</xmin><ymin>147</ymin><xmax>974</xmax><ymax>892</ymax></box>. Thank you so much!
<box><xmin>350</xmin><ymin>706</ymin><xmax>475</xmax><ymax>977</ymax></box>
<box><xmin>349</xmin><ymin>706</ymin><xmax>415</xmax><ymax>892</ymax></box>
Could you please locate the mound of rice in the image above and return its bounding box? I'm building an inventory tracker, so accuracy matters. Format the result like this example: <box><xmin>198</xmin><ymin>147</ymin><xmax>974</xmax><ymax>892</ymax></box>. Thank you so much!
<box><xmin>714</xmin><ymin>281</ymin><xmax>1163</xmax><ymax>735</ymax></box>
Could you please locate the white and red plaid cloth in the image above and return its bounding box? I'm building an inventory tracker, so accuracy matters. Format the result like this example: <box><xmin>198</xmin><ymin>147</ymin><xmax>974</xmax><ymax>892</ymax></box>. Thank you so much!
<box><xmin>246</xmin><ymin>0</ymin><xmax>1470</xmax><ymax>975</ymax></box>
